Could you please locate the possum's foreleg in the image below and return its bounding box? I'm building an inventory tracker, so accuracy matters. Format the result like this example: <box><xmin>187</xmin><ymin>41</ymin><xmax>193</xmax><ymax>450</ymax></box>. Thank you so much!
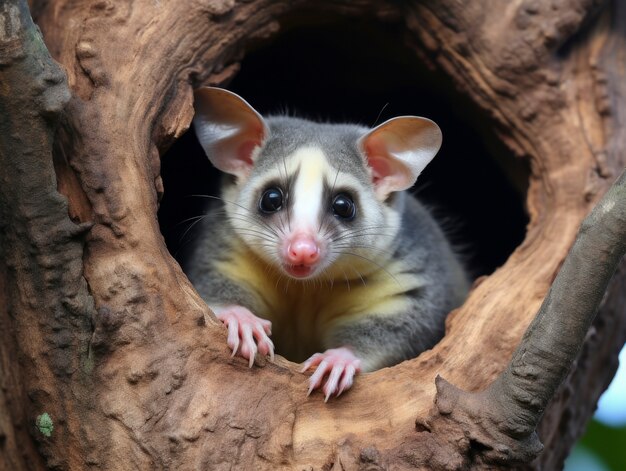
<box><xmin>302</xmin><ymin>308</ymin><xmax>446</xmax><ymax>399</ymax></box>
<box><xmin>211</xmin><ymin>304</ymin><xmax>274</xmax><ymax>367</ymax></box>
<box><xmin>189</xmin><ymin>262</ymin><xmax>275</xmax><ymax>366</ymax></box>
<box><xmin>301</xmin><ymin>348</ymin><xmax>362</xmax><ymax>402</ymax></box>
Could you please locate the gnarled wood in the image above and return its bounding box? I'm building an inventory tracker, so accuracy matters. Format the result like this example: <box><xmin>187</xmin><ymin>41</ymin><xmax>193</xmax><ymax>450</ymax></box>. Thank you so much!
<box><xmin>423</xmin><ymin>169</ymin><xmax>626</xmax><ymax>466</ymax></box>
<box><xmin>0</xmin><ymin>2</ymin><xmax>90</xmax><ymax>470</ymax></box>
<box><xmin>1</xmin><ymin>0</ymin><xmax>624</xmax><ymax>469</ymax></box>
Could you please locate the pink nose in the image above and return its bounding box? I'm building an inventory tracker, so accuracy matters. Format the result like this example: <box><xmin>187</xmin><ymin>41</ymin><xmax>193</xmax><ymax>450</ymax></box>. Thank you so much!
<box><xmin>286</xmin><ymin>235</ymin><xmax>320</xmax><ymax>265</ymax></box>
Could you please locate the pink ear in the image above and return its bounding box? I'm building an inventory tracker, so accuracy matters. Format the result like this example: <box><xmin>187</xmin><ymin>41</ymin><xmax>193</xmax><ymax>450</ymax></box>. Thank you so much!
<box><xmin>358</xmin><ymin>116</ymin><xmax>442</xmax><ymax>200</ymax></box>
<box><xmin>193</xmin><ymin>87</ymin><xmax>268</xmax><ymax>180</ymax></box>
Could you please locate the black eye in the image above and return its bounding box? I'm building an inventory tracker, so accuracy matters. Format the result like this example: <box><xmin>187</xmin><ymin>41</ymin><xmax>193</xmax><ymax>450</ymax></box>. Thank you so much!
<box><xmin>332</xmin><ymin>193</ymin><xmax>356</xmax><ymax>220</ymax></box>
<box><xmin>259</xmin><ymin>187</ymin><xmax>283</xmax><ymax>213</ymax></box>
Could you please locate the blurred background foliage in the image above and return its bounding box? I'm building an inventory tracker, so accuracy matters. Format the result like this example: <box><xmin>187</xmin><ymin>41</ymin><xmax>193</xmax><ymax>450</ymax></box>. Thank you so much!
<box><xmin>565</xmin><ymin>346</ymin><xmax>626</xmax><ymax>471</ymax></box>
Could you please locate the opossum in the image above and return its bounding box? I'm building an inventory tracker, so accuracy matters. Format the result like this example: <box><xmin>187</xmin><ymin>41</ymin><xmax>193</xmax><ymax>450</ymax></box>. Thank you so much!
<box><xmin>186</xmin><ymin>87</ymin><xmax>469</xmax><ymax>400</ymax></box>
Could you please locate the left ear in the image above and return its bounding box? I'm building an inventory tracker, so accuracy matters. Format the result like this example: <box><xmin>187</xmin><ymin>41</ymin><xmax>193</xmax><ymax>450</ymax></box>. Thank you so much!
<box><xmin>358</xmin><ymin>116</ymin><xmax>442</xmax><ymax>200</ymax></box>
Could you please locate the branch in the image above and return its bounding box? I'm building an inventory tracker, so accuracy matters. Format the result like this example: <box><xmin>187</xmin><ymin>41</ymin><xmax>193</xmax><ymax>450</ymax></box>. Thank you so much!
<box><xmin>431</xmin><ymin>169</ymin><xmax>626</xmax><ymax>463</ymax></box>
<box><xmin>492</xmin><ymin>168</ymin><xmax>626</xmax><ymax>425</ymax></box>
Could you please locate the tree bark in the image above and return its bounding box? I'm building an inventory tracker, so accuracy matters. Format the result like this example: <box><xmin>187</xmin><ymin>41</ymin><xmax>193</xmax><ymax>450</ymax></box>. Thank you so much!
<box><xmin>423</xmin><ymin>168</ymin><xmax>625</xmax><ymax>466</ymax></box>
<box><xmin>1</xmin><ymin>0</ymin><xmax>624</xmax><ymax>469</ymax></box>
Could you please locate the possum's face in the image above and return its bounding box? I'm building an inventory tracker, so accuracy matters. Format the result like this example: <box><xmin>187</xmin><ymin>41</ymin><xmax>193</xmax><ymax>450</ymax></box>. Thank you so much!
<box><xmin>193</xmin><ymin>87</ymin><xmax>442</xmax><ymax>280</ymax></box>
<box><xmin>222</xmin><ymin>143</ymin><xmax>399</xmax><ymax>280</ymax></box>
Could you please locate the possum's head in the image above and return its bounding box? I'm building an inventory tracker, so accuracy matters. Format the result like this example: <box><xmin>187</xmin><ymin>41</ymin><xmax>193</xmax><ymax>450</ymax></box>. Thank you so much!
<box><xmin>193</xmin><ymin>87</ymin><xmax>441</xmax><ymax>280</ymax></box>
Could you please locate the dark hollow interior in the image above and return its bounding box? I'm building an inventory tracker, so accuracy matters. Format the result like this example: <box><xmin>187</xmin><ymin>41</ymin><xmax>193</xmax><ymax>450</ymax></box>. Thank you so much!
<box><xmin>158</xmin><ymin>18</ymin><xmax>529</xmax><ymax>278</ymax></box>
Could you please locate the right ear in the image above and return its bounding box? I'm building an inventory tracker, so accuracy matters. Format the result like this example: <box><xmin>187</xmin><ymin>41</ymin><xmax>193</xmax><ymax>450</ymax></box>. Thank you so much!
<box><xmin>193</xmin><ymin>87</ymin><xmax>268</xmax><ymax>180</ymax></box>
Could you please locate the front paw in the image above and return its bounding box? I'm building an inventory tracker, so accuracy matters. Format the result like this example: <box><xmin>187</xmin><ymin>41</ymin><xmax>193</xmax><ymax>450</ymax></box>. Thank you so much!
<box><xmin>212</xmin><ymin>305</ymin><xmax>274</xmax><ymax>367</ymax></box>
<box><xmin>301</xmin><ymin>347</ymin><xmax>362</xmax><ymax>401</ymax></box>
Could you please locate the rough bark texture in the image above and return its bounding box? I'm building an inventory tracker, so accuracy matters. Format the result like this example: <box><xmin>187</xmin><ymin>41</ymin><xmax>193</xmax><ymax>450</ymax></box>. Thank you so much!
<box><xmin>423</xmin><ymin>169</ymin><xmax>626</xmax><ymax>466</ymax></box>
<box><xmin>0</xmin><ymin>0</ymin><xmax>624</xmax><ymax>469</ymax></box>
<box><xmin>0</xmin><ymin>2</ymin><xmax>91</xmax><ymax>470</ymax></box>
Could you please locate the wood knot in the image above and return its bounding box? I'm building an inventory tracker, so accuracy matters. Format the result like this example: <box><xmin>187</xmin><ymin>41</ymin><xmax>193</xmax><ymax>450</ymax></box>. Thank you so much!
<box><xmin>360</xmin><ymin>446</ymin><xmax>381</xmax><ymax>463</ymax></box>
<box><xmin>204</xmin><ymin>0</ymin><xmax>235</xmax><ymax>18</ymax></box>
<box><xmin>76</xmin><ymin>42</ymin><xmax>97</xmax><ymax>59</ymax></box>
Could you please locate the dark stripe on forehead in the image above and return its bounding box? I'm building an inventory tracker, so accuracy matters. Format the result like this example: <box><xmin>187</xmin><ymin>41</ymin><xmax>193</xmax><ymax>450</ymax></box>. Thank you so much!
<box><xmin>322</xmin><ymin>178</ymin><xmax>334</xmax><ymax>214</ymax></box>
<box><xmin>284</xmin><ymin>164</ymin><xmax>300</xmax><ymax>215</ymax></box>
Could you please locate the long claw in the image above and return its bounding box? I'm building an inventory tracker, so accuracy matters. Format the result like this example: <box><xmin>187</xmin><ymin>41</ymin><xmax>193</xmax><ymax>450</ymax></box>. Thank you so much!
<box><xmin>253</xmin><ymin>323</ymin><xmax>275</xmax><ymax>362</ymax></box>
<box><xmin>256</xmin><ymin>336</ymin><xmax>274</xmax><ymax>359</ymax></box>
<box><xmin>214</xmin><ymin>305</ymin><xmax>274</xmax><ymax>365</ymax></box>
<box><xmin>241</xmin><ymin>324</ymin><xmax>256</xmax><ymax>368</ymax></box>
<box><xmin>266</xmin><ymin>338</ymin><xmax>275</xmax><ymax>362</ymax></box>
<box><xmin>307</xmin><ymin>360</ymin><xmax>329</xmax><ymax>396</ymax></box>
<box><xmin>324</xmin><ymin>364</ymin><xmax>344</xmax><ymax>402</ymax></box>
<box><xmin>301</xmin><ymin>347</ymin><xmax>362</xmax><ymax>400</ymax></box>
<box><xmin>226</xmin><ymin>318</ymin><xmax>240</xmax><ymax>356</ymax></box>
<box><xmin>260</xmin><ymin>319</ymin><xmax>272</xmax><ymax>335</ymax></box>
<box><xmin>301</xmin><ymin>353</ymin><xmax>323</xmax><ymax>373</ymax></box>
<box><xmin>337</xmin><ymin>364</ymin><xmax>356</xmax><ymax>397</ymax></box>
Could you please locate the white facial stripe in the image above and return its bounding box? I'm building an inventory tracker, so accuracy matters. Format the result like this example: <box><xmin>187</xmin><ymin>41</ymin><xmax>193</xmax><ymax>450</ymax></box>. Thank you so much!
<box><xmin>289</xmin><ymin>147</ymin><xmax>330</xmax><ymax>233</ymax></box>
<box><xmin>226</xmin><ymin>140</ymin><xmax>403</xmax><ymax>280</ymax></box>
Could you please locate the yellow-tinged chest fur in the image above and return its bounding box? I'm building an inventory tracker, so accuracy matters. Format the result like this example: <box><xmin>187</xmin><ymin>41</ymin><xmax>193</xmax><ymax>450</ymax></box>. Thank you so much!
<box><xmin>216</xmin><ymin>239</ymin><xmax>423</xmax><ymax>362</ymax></box>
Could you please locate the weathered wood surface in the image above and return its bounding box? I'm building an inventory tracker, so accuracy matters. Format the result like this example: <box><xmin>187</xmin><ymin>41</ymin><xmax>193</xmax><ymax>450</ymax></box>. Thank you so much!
<box><xmin>0</xmin><ymin>0</ymin><xmax>624</xmax><ymax>469</ymax></box>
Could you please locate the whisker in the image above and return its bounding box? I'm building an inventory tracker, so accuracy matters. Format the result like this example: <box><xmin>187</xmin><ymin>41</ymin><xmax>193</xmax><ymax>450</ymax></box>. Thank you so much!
<box><xmin>332</xmin><ymin>244</ymin><xmax>394</xmax><ymax>256</ymax></box>
<box><xmin>332</xmin><ymin>231</ymin><xmax>396</xmax><ymax>241</ymax></box>
<box><xmin>173</xmin><ymin>237</ymin><xmax>198</xmax><ymax>259</ymax></box>
<box><xmin>244</xmin><ymin>242</ymin><xmax>276</xmax><ymax>250</ymax></box>
<box><xmin>284</xmin><ymin>273</ymin><xmax>292</xmax><ymax>293</ymax></box>
<box><xmin>224</xmin><ymin>214</ymin><xmax>283</xmax><ymax>240</ymax></box>
<box><xmin>351</xmin><ymin>265</ymin><xmax>367</xmax><ymax>287</ymax></box>
<box><xmin>278</xmin><ymin>210</ymin><xmax>291</xmax><ymax>241</ymax></box>
<box><xmin>178</xmin><ymin>215</ymin><xmax>208</xmax><ymax>245</ymax></box>
<box><xmin>331</xmin><ymin>230</ymin><xmax>396</xmax><ymax>243</ymax></box>
<box><xmin>174</xmin><ymin>215</ymin><xmax>206</xmax><ymax>227</ymax></box>
<box><xmin>330</xmin><ymin>223</ymin><xmax>397</xmax><ymax>236</ymax></box>
<box><xmin>341</xmin><ymin>268</ymin><xmax>351</xmax><ymax>291</ymax></box>
<box><xmin>321</xmin><ymin>222</ymin><xmax>396</xmax><ymax>241</ymax></box>
<box><xmin>223</xmin><ymin>223</ymin><xmax>277</xmax><ymax>240</ymax></box>
<box><xmin>227</xmin><ymin>212</ymin><xmax>284</xmax><ymax>239</ymax></box>
<box><xmin>189</xmin><ymin>194</ymin><xmax>286</xmax><ymax>238</ymax></box>
<box><xmin>326</xmin><ymin>270</ymin><xmax>335</xmax><ymax>290</ymax></box>
<box><xmin>320</xmin><ymin>220</ymin><xmax>336</xmax><ymax>239</ymax></box>
<box><xmin>226</xmin><ymin>226</ymin><xmax>277</xmax><ymax>244</ymax></box>
<box><xmin>371</xmin><ymin>102</ymin><xmax>389</xmax><ymax>128</ymax></box>
<box><xmin>275</xmin><ymin>270</ymin><xmax>282</xmax><ymax>291</ymax></box>
<box><xmin>335</xmin><ymin>251</ymin><xmax>401</xmax><ymax>286</ymax></box>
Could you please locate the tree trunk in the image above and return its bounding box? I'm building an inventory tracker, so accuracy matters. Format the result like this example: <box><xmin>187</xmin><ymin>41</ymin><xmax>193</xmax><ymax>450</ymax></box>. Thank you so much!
<box><xmin>1</xmin><ymin>0</ymin><xmax>624</xmax><ymax>469</ymax></box>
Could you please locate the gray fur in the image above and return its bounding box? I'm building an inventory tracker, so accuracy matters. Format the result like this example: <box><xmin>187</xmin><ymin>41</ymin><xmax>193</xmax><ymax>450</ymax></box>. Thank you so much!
<box><xmin>186</xmin><ymin>115</ymin><xmax>469</xmax><ymax>371</ymax></box>
<box><xmin>258</xmin><ymin>117</ymin><xmax>371</xmax><ymax>186</ymax></box>
<box><xmin>185</xmin><ymin>210</ymin><xmax>265</xmax><ymax>313</ymax></box>
<box><xmin>326</xmin><ymin>194</ymin><xmax>469</xmax><ymax>371</ymax></box>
